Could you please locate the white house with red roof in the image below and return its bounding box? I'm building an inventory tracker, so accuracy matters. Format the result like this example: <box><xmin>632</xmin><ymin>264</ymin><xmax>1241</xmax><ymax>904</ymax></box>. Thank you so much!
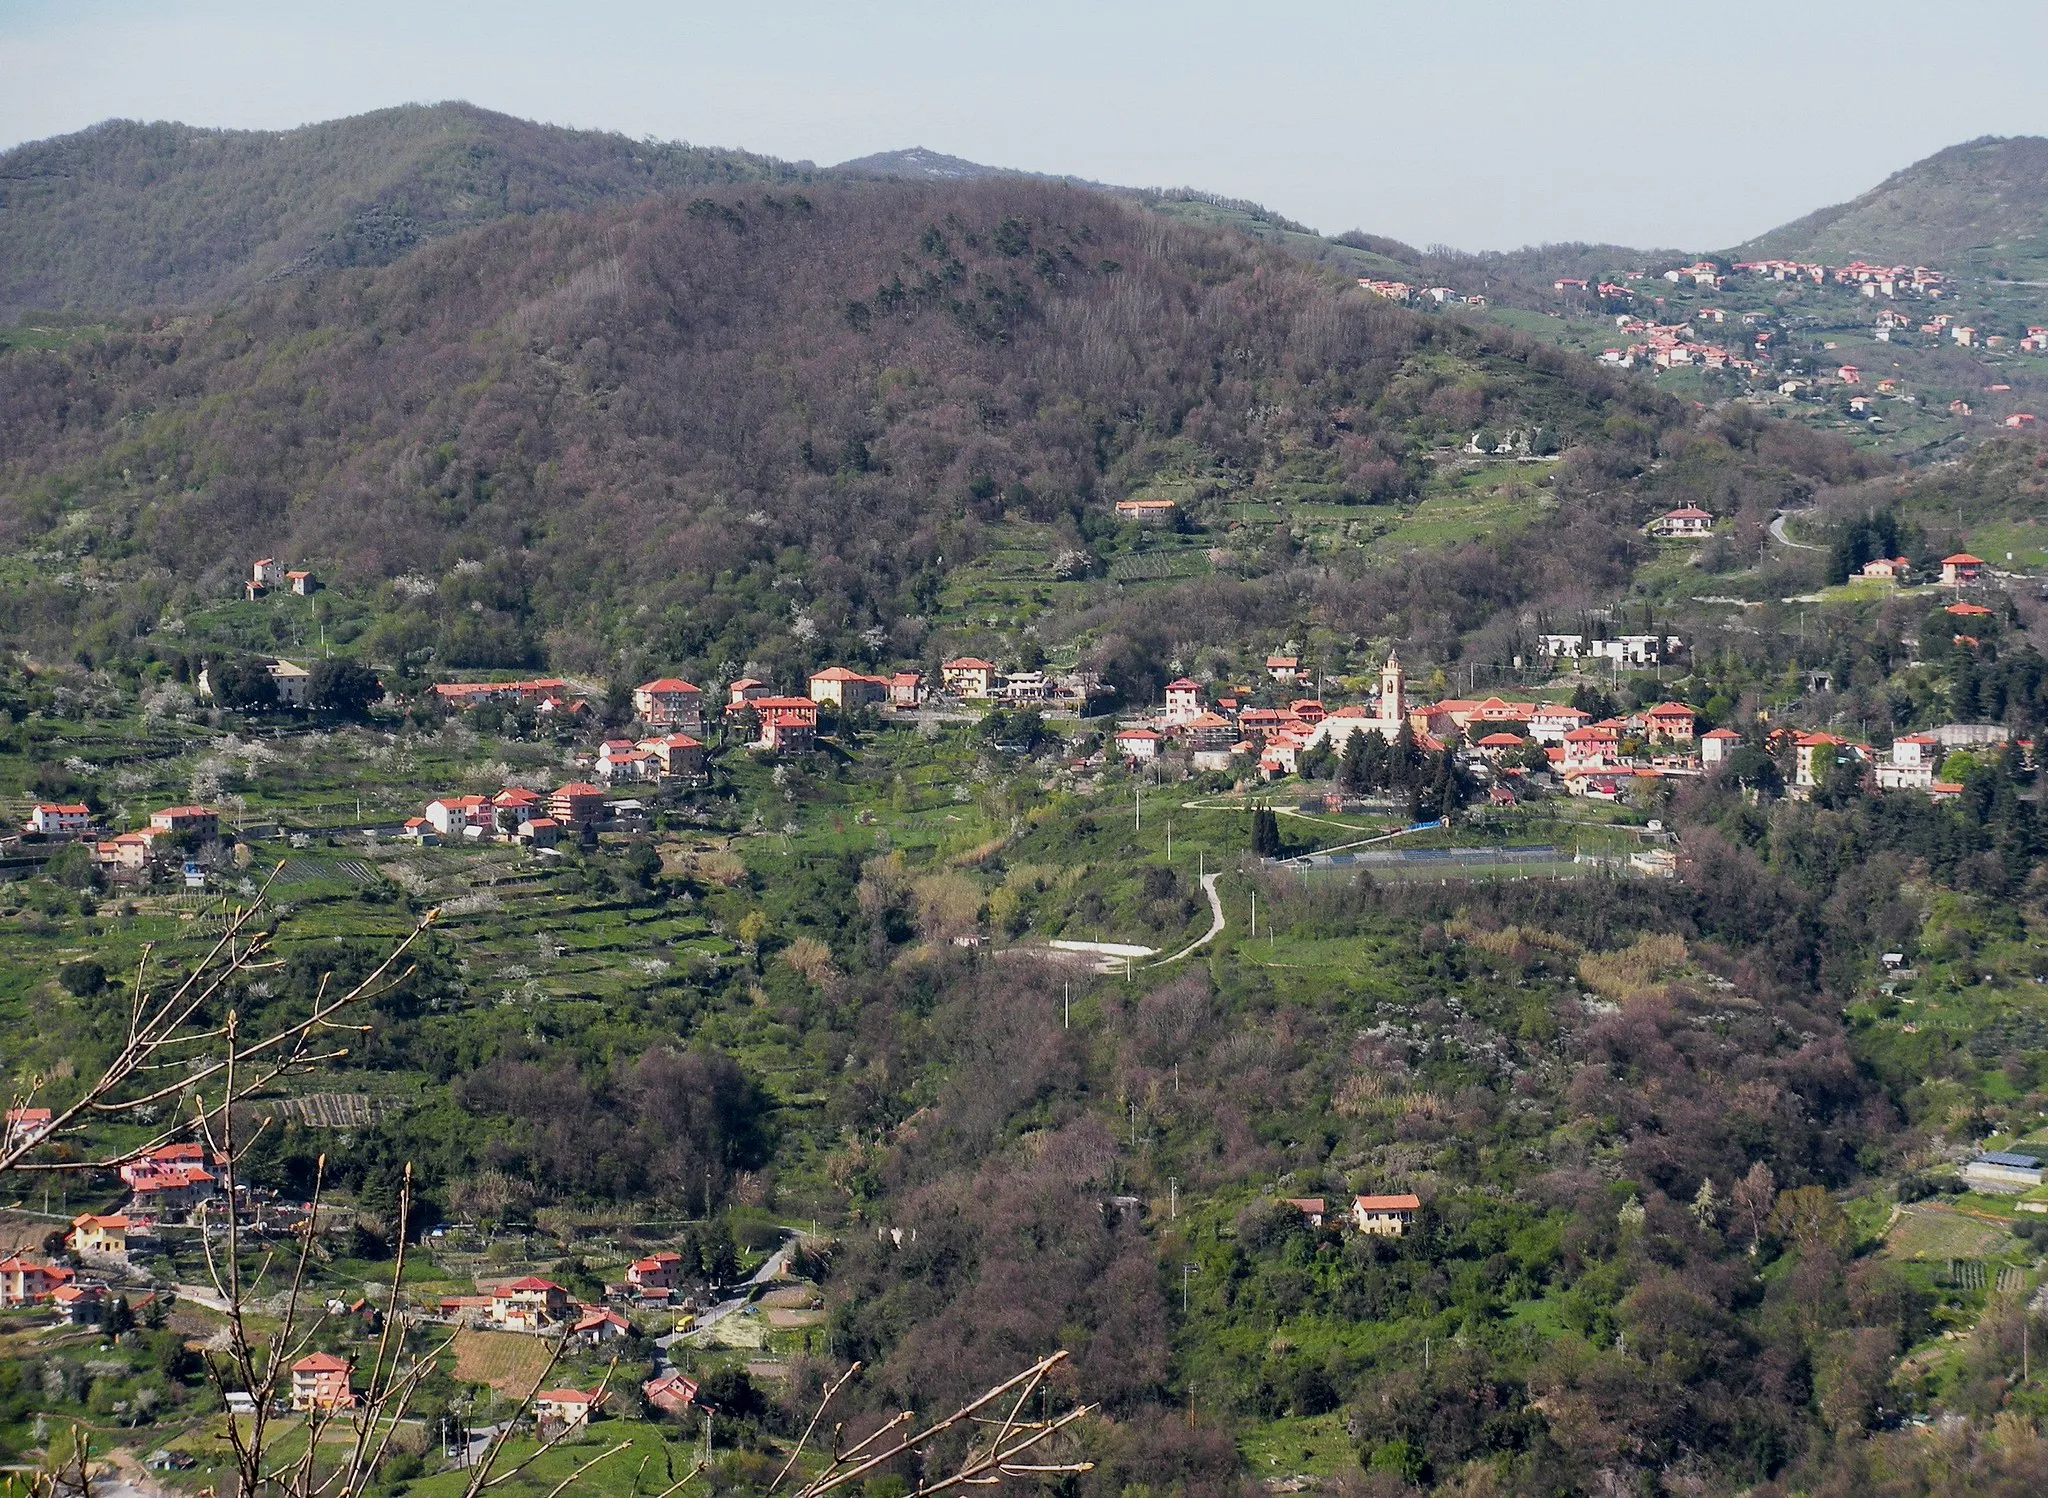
<box><xmin>572</xmin><ymin>1307</ymin><xmax>633</xmax><ymax>1344</ymax></box>
<box><xmin>536</xmin><ymin>1388</ymin><xmax>602</xmax><ymax>1427</ymax></box>
<box><xmin>27</xmin><ymin>803</ymin><xmax>94</xmax><ymax>838</ymax></box>
<box><xmin>1876</xmin><ymin>733</ymin><xmax>1940</xmax><ymax>790</ymax></box>
<box><xmin>889</xmin><ymin>672</ymin><xmax>923</xmax><ymax>706</ymax></box>
<box><xmin>1265</xmin><ymin>655</ymin><xmax>1302</xmax><ymax>682</ymax></box>
<box><xmin>633</xmin><ymin>678</ymin><xmax>704</xmax><ymax>733</ymax></box>
<box><xmin>627</xmin><ymin>1250</ymin><xmax>684</xmax><ymax>1291</ymax></box>
<box><xmin>1528</xmin><ymin>704</ymin><xmax>1592</xmax><ymax>744</ymax></box>
<box><xmin>425</xmin><ymin>795</ymin><xmax>491</xmax><ymax>840</ymax></box>
<box><xmin>1352</xmin><ymin>1194</ymin><xmax>1421</xmax><ymax>1236</ymax></box>
<box><xmin>1699</xmin><ymin>727</ymin><xmax>1742</xmax><ymax>766</ymax></box>
<box><xmin>1162</xmin><ymin>678</ymin><xmax>1205</xmax><ymax>724</ymax></box>
<box><xmin>1114</xmin><ymin>726</ymin><xmax>1162</xmax><ymax>762</ymax></box>
<box><xmin>5</xmin><ymin>1107</ymin><xmax>53</xmax><ymax>1148</ymax></box>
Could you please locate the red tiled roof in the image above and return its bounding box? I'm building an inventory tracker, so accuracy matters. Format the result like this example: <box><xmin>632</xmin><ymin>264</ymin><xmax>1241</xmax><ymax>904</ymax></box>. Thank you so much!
<box><xmin>1355</xmin><ymin>1194</ymin><xmax>1421</xmax><ymax>1211</ymax></box>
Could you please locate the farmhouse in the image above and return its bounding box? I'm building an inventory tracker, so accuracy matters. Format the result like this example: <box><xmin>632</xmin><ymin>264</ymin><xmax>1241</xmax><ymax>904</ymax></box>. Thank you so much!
<box><xmin>67</xmin><ymin>1214</ymin><xmax>130</xmax><ymax>1263</ymax></box>
<box><xmin>1352</xmin><ymin>1194</ymin><xmax>1422</xmax><ymax>1236</ymax></box>
<box><xmin>1114</xmin><ymin>726</ymin><xmax>1163</xmax><ymax>761</ymax></box>
<box><xmin>1114</xmin><ymin>497</ymin><xmax>1178</xmax><ymax>525</ymax></box>
<box><xmin>4</xmin><ymin>1107</ymin><xmax>53</xmax><ymax>1147</ymax></box>
<box><xmin>1941</xmin><ymin>553</ymin><xmax>1985</xmax><ymax>586</ymax></box>
<box><xmin>27</xmin><ymin>803</ymin><xmax>93</xmax><ymax>838</ymax></box>
<box><xmin>643</xmin><ymin>1371</ymin><xmax>701</xmax><ymax>1415</ymax></box>
<box><xmin>1648</xmin><ymin>507</ymin><xmax>1715</xmax><ymax>539</ymax></box>
<box><xmin>535</xmin><ymin>1389</ymin><xmax>601</xmax><ymax>1428</ymax></box>
<box><xmin>1860</xmin><ymin>556</ymin><xmax>1911</xmax><ymax>581</ymax></box>
<box><xmin>808</xmin><ymin>666</ymin><xmax>891</xmax><ymax>711</ymax></box>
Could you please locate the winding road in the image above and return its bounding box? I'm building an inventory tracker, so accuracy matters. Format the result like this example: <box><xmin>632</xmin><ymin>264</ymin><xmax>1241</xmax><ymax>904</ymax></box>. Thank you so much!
<box><xmin>1769</xmin><ymin>510</ymin><xmax>1821</xmax><ymax>550</ymax></box>
<box><xmin>1149</xmin><ymin>873</ymin><xmax>1225</xmax><ymax>966</ymax></box>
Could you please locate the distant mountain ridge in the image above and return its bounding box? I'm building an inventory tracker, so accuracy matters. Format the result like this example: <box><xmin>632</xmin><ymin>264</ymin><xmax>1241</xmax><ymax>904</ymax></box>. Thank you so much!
<box><xmin>1732</xmin><ymin>135</ymin><xmax>2048</xmax><ymax>269</ymax></box>
<box><xmin>0</xmin><ymin>102</ymin><xmax>802</xmax><ymax>317</ymax></box>
<box><xmin>831</xmin><ymin>146</ymin><xmax>1079</xmax><ymax>183</ymax></box>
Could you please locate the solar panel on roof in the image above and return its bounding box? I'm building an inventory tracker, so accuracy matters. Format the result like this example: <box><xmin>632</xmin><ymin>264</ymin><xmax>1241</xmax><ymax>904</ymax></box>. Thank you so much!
<box><xmin>1976</xmin><ymin>1151</ymin><xmax>2043</xmax><ymax>1169</ymax></box>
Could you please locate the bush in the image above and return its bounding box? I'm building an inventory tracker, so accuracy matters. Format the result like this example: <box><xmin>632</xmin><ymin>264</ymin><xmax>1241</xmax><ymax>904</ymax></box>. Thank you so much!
<box><xmin>58</xmin><ymin>959</ymin><xmax>106</xmax><ymax>996</ymax></box>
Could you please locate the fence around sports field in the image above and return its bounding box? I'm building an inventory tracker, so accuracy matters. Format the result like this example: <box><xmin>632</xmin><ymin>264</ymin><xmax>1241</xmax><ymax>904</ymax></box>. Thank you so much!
<box><xmin>1272</xmin><ymin>844</ymin><xmax>1627</xmax><ymax>879</ymax></box>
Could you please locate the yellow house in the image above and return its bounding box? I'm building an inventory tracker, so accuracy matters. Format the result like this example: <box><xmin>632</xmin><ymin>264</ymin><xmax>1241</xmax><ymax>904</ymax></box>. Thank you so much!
<box><xmin>68</xmin><ymin>1213</ymin><xmax>129</xmax><ymax>1260</ymax></box>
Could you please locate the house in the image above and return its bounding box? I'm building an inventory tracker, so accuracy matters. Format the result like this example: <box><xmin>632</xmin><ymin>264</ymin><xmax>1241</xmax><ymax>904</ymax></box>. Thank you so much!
<box><xmin>1114</xmin><ymin>726</ymin><xmax>1162</xmax><ymax>762</ymax></box>
<box><xmin>1528</xmin><ymin>704</ymin><xmax>1592</xmax><ymax>745</ymax></box>
<box><xmin>639</xmin><ymin>734</ymin><xmax>706</xmax><ymax>779</ymax></box>
<box><xmin>27</xmin><ymin>804</ymin><xmax>94</xmax><ymax>839</ymax></box>
<box><xmin>1162</xmin><ymin>678</ymin><xmax>1205</xmax><ymax>724</ymax></box>
<box><xmin>571</xmin><ymin>1307</ymin><xmax>633</xmax><ymax>1345</ymax></box>
<box><xmin>627</xmin><ymin>1250</ymin><xmax>685</xmax><ymax>1291</ymax></box>
<box><xmin>430</xmin><ymin>677</ymin><xmax>571</xmax><ymax>711</ymax></box>
<box><xmin>52</xmin><ymin>1283</ymin><xmax>104</xmax><ymax>1325</ymax></box>
<box><xmin>726</xmin><ymin>678</ymin><xmax>773</xmax><ymax>709</ymax></box>
<box><xmin>633</xmin><ymin>679</ymin><xmax>704</xmax><ymax>733</ymax></box>
<box><xmin>1475</xmin><ymin>732</ymin><xmax>1527</xmax><ymax>762</ymax></box>
<box><xmin>597</xmin><ymin>741</ymin><xmax>659</xmax><ymax>784</ymax></box>
<box><xmin>286</xmin><ymin>570</ymin><xmax>317</xmax><ymax>595</ymax></box>
<box><xmin>536</xmin><ymin>1389</ymin><xmax>601</xmax><ymax>1428</ymax></box>
<box><xmin>1285</xmin><ymin>1198</ymin><xmax>1327</xmax><ymax>1226</ymax></box>
<box><xmin>248</xmin><ymin>558</ymin><xmax>285</xmax><ymax>598</ymax></box>
<box><xmin>265</xmin><ymin>659</ymin><xmax>311</xmax><ymax>707</ymax></box>
<box><xmin>941</xmin><ymin>658</ymin><xmax>1001</xmax><ymax>699</ymax></box>
<box><xmin>1640</xmin><ymin>703</ymin><xmax>1697</xmax><ymax>744</ymax></box>
<box><xmin>1860</xmin><ymin>556</ymin><xmax>1911</xmax><ymax>581</ymax></box>
<box><xmin>751</xmin><ymin>697</ymin><xmax>820</xmax><ymax>753</ymax></box>
<box><xmin>516</xmin><ymin>816</ymin><xmax>561</xmax><ymax>848</ymax></box>
<box><xmin>1265</xmin><ymin>655</ymin><xmax>1302</xmax><ymax>683</ymax></box>
<box><xmin>643</xmin><ymin>1371</ymin><xmax>701</xmax><ymax>1416</ymax></box>
<box><xmin>425</xmin><ymin>795</ymin><xmax>491</xmax><ymax>840</ymax></box>
<box><xmin>1700</xmin><ymin>727</ymin><xmax>1742</xmax><ymax>767</ymax></box>
<box><xmin>290</xmin><ymin>1352</ymin><xmax>355</xmax><ymax>1412</ymax></box>
<box><xmin>1648</xmin><ymin>507</ymin><xmax>1715</xmax><ymax>539</ymax></box>
<box><xmin>549</xmin><ymin>783</ymin><xmax>606</xmax><ymax>828</ymax></box>
<box><xmin>93</xmin><ymin>833</ymin><xmax>156</xmax><ymax>875</ymax></box>
<box><xmin>1352</xmin><ymin>1194</ymin><xmax>1422</xmax><ymax>1236</ymax></box>
<box><xmin>2007</xmin><ymin>413</ymin><xmax>2037</xmax><ymax>429</ymax></box>
<box><xmin>1836</xmin><ymin>365</ymin><xmax>1861</xmax><ymax>384</ymax></box>
<box><xmin>0</xmin><ymin>1256</ymin><xmax>75</xmax><ymax>1306</ymax></box>
<box><xmin>5</xmin><ymin>1107</ymin><xmax>54</xmax><ymax>1148</ymax></box>
<box><xmin>1877</xmin><ymin>733</ymin><xmax>1939</xmax><ymax>791</ymax></box>
<box><xmin>1184</xmin><ymin>712</ymin><xmax>1235</xmax><ymax>752</ymax></box>
<box><xmin>808</xmin><ymin>666</ymin><xmax>891</xmax><ymax>711</ymax></box>
<box><xmin>1963</xmin><ymin>1152</ymin><xmax>2045</xmax><ymax>1193</ymax></box>
<box><xmin>889</xmin><ymin>672</ymin><xmax>923</xmax><ymax>707</ymax></box>
<box><xmin>1941</xmin><ymin>553</ymin><xmax>1985</xmax><ymax>586</ymax></box>
<box><xmin>122</xmin><ymin>1162</ymin><xmax>216</xmax><ymax>1215</ymax></box>
<box><xmin>150</xmin><ymin>805</ymin><xmax>219</xmax><ymax>842</ymax></box>
<box><xmin>1946</xmin><ymin>602</ymin><xmax>1992</xmax><ymax>619</ymax></box>
<box><xmin>1792</xmin><ymin>732</ymin><xmax>1855</xmax><ymax>789</ymax></box>
<box><xmin>67</xmin><ymin>1214</ymin><xmax>130</xmax><ymax>1263</ymax></box>
<box><xmin>1113</xmin><ymin>497</ymin><xmax>1178</xmax><ymax>526</ymax></box>
<box><xmin>401</xmin><ymin>817</ymin><xmax>438</xmax><ymax>844</ymax></box>
<box><xmin>489</xmin><ymin>1276</ymin><xmax>571</xmax><ymax>1330</ymax></box>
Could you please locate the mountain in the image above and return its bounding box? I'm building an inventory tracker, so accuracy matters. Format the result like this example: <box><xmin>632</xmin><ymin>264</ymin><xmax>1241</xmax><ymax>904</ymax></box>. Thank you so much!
<box><xmin>0</xmin><ymin>102</ymin><xmax>803</xmax><ymax>317</ymax></box>
<box><xmin>1733</xmin><ymin>134</ymin><xmax>2048</xmax><ymax>269</ymax></box>
<box><xmin>0</xmin><ymin>170</ymin><xmax>1725</xmax><ymax>687</ymax></box>
<box><xmin>832</xmin><ymin>146</ymin><xmax>1044</xmax><ymax>182</ymax></box>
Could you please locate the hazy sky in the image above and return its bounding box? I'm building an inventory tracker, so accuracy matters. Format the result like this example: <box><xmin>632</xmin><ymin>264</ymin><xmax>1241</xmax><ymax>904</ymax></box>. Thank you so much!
<box><xmin>7</xmin><ymin>0</ymin><xmax>2048</xmax><ymax>252</ymax></box>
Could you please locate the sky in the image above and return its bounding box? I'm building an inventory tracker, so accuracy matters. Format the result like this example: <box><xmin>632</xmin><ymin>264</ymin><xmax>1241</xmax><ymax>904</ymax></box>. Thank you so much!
<box><xmin>6</xmin><ymin>0</ymin><xmax>2048</xmax><ymax>252</ymax></box>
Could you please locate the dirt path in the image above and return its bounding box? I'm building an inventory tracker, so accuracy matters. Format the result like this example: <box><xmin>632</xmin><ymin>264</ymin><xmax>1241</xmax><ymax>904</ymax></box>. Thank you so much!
<box><xmin>1151</xmin><ymin>873</ymin><xmax>1225</xmax><ymax>966</ymax></box>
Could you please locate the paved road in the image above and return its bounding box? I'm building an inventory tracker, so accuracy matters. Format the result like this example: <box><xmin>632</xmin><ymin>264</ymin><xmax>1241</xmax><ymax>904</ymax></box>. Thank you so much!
<box><xmin>1151</xmin><ymin>873</ymin><xmax>1225</xmax><ymax>966</ymax></box>
<box><xmin>1769</xmin><ymin>511</ymin><xmax>1821</xmax><ymax>550</ymax></box>
<box><xmin>653</xmin><ymin>1236</ymin><xmax>799</xmax><ymax>1361</ymax></box>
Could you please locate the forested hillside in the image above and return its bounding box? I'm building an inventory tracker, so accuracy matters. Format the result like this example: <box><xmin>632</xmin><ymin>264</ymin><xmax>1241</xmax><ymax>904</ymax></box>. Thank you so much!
<box><xmin>0</xmin><ymin>171</ymin><xmax>1768</xmax><ymax>691</ymax></box>
<box><xmin>0</xmin><ymin>102</ymin><xmax>800</xmax><ymax>316</ymax></box>
<box><xmin>1734</xmin><ymin>135</ymin><xmax>2048</xmax><ymax>271</ymax></box>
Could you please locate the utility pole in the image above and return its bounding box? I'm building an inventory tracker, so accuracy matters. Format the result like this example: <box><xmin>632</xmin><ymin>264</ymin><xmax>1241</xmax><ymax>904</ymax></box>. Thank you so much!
<box><xmin>1063</xmin><ymin>981</ymin><xmax>1070</xmax><ymax>1030</ymax></box>
<box><xmin>1170</xmin><ymin>1177</ymin><xmax>1179</xmax><ymax>1218</ymax></box>
<box><xmin>1130</xmin><ymin>1100</ymin><xmax>1139</xmax><ymax>1147</ymax></box>
<box><xmin>1182</xmin><ymin>1261</ymin><xmax>1201</xmax><ymax>1312</ymax></box>
<box><xmin>1250</xmin><ymin>890</ymin><xmax>1256</xmax><ymax>939</ymax></box>
<box><xmin>1135</xmin><ymin>781</ymin><xmax>1141</xmax><ymax>832</ymax></box>
<box><xmin>1166</xmin><ymin>817</ymin><xmax>1172</xmax><ymax>861</ymax></box>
